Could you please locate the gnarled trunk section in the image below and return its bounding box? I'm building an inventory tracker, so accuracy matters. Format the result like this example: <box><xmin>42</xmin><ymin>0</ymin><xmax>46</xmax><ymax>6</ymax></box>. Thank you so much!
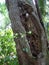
<box><xmin>6</xmin><ymin>0</ymin><xmax>47</xmax><ymax>65</ymax></box>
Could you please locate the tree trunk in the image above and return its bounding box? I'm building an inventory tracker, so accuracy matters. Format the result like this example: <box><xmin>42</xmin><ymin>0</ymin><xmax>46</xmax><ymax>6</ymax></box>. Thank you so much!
<box><xmin>5</xmin><ymin>0</ymin><xmax>47</xmax><ymax>65</ymax></box>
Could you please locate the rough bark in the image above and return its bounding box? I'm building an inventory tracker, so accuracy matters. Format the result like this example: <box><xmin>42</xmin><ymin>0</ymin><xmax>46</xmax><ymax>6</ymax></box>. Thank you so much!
<box><xmin>6</xmin><ymin>0</ymin><xmax>47</xmax><ymax>65</ymax></box>
<box><xmin>6</xmin><ymin>0</ymin><xmax>38</xmax><ymax>65</ymax></box>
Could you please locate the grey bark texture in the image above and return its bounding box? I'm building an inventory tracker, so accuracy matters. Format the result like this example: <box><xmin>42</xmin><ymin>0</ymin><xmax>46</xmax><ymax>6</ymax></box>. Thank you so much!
<box><xmin>5</xmin><ymin>0</ymin><xmax>47</xmax><ymax>65</ymax></box>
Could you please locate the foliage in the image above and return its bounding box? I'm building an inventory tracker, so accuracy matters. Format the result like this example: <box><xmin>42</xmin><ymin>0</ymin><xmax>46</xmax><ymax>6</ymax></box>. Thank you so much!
<box><xmin>38</xmin><ymin>0</ymin><xmax>46</xmax><ymax>15</ymax></box>
<box><xmin>0</xmin><ymin>3</ymin><xmax>10</xmax><ymax>29</ymax></box>
<box><xmin>0</xmin><ymin>28</ymin><xmax>19</xmax><ymax>65</ymax></box>
<box><xmin>38</xmin><ymin>0</ymin><xmax>49</xmax><ymax>41</ymax></box>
